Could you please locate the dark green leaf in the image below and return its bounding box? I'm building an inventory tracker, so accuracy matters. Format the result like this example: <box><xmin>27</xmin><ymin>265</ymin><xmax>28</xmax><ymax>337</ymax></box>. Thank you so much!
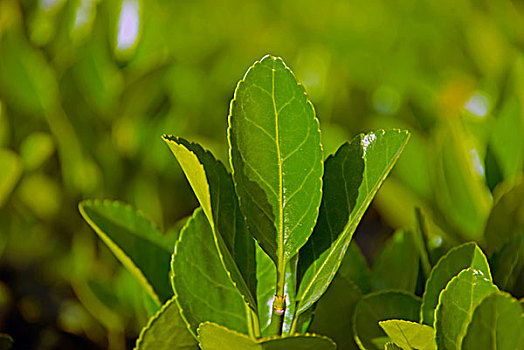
<box><xmin>353</xmin><ymin>290</ymin><xmax>421</xmax><ymax>350</ymax></box>
<box><xmin>163</xmin><ymin>136</ymin><xmax>256</xmax><ymax>307</ymax></box>
<box><xmin>309</xmin><ymin>274</ymin><xmax>362</xmax><ymax>350</ymax></box>
<box><xmin>338</xmin><ymin>241</ymin><xmax>371</xmax><ymax>294</ymax></box>
<box><xmin>484</xmin><ymin>179</ymin><xmax>524</xmax><ymax>255</ymax></box>
<box><xmin>198</xmin><ymin>322</ymin><xmax>336</xmax><ymax>350</ymax></box>
<box><xmin>371</xmin><ymin>230</ymin><xmax>419</xmax><ymax>293</ymax></box>
<box><xmin>491</xmin><ymin>233</ymin><xmax>524</xmax><ymax>294</ymax></box>
<box><xmin>79</xmin><ymin>200</ymin><xmax>172</xmax><ymax>304</ymax></box>
<box><xmin>297</xmin><ymin>129</ymin><xmax>410</xmax><ymax>315</ymax></box>
<box><xmin>420</xmin><ymin>242</ymin><xmax>491</xmax><ymax>326</ymax></box>
<box><xmin>171</xmin><ymin>209</ymin><xmax>250</xmax><ymax>336</ymax></box>
<box><xmin>378</xmin><ymin>320</ymin><xmax>436</xmax><ymax>350</ymax></box>
<box><xmin>0</xmin><ymin>334</ymin><xmax>13</xmax><ymax>350</ymax></box>
<box><xmin>435</xmin><ymin>268</ymin><xmax>498</xmax><ymax>350</ymax></box>
<box><xmin>135</xmin><ymin>297</ymin><xmax>198</xmax><ymax>349</ymax></box>
<box><xmin>462</xmin><ymin>292</ymin><xmax>524</xmax><ymax>350</ymax></box>
<box><xmin>228</xmin><ymin>54</ymin><xmax>323</xmax><ymax>269</ymax></box>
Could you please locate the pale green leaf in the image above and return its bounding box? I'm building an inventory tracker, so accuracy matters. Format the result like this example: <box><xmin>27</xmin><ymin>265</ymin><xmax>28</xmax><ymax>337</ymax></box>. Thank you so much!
<box><xmin>435</xmin><ymin>268</ymin><xmax>498</xmax><ymax>350</ymax></box>
<box><xmin>163</xmin><ymin>136</ymin><xmax>256</xmax><ymax>306</ymax></box>
<box><xmin>378</xmin><ymin>320</ymin><xmax>436</xmax><ymax>350</ymax></box>
<box><xmin>371</xmin><ymin>230</ymin><xmax>419</xmax><ymax>293</ymax></box>
<box><xmin>79</xmin><ymin>200</ymin><xmax>172</xmax><ymax>304</ymax></box>
<box><xmin>385</xmin><ymin>343</ymin><xmax>402</xmax><ymax>350</ymax></box>
<box><xmin>420</xmin><ymin>242</ymin><xmax>491</xmax><ymax>326</ymax></box>
<box><xmin>297</xmin><ymin>129</ymin><xmax>410</xmax><ymax>315</ymax></box>
<box><xmin>20</xmin><ymin>131</ymin><xmax>54</xmax><ymax>171</ymax></box>
<box><xmin>462</xmin><ymin>292</ymin><xmax>524</xmax><ymax>350</ymax></box>
<box><xmin>198</xmin><ymin>322</ymin><xmax>336</xmax><ymax>350</ymax></box>
<box><xmin>135</xmin><ymin>297</ymin><xmax>198</xmax><ymax>350</ymax></box>
<box><xmin>353</xmin><ymin>290</ymin><xmax>421</xmax><ymax>350</ymax></box>
<box><xmin>228</xmin><ymin>54</ymin><xmax>323</xmax><ymax>269</ymax></box>
<box><xmin>0</xmin><ymin>149</ymin><xmax>21</xmax><ymax>207</ymax></box>
<box><xmin>171</xmin><ymin>208</ymin><xmax>249</xmax><ymax>336</ymax></box>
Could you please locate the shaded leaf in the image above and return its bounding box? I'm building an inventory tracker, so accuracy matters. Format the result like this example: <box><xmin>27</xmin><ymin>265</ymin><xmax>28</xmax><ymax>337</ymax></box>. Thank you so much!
<box><xmin>484</xmin><ymin>179</ymin><xmax>524</xmax><ymax>255</ymax></box>
<box><xmin>308</xmin><ymin>274</ymin><xmax>362</xmax><ymax>350</ymax></box>
<box><xmin>491</xmin><ymin>233</ymin><xmax>524</xmax><ymax>292</ymax></box>
<box><xmin>171</xmin><ymin>208</ymin><xmax>249</xmax><ymax>336</ymax></box>
<box><xmin>420</xmin><ymin>242</ymin><xmax>491</xmax><ymax>326</ymax></box>
<box><xmin>228</xmin><ymin>54</ymin><xmax>323</xmax><ymax>269</ymax></box>
<box><xmin>378</xmin><ymin>320</ymin><xmax>436</xmax><ymax>350</ymax></box>
<box><xmin>297</xmin><ymin>129</ymin><xmax>410</xmax><ymax>315</ymax></box>
<box><xmin>198</xmin><ymin>322</ymin><xmax>336</xmax><ymax>350</ymax></box>
<box><xmin>135</xmin><ymin>297</ymin><xmax>198</xmax><ymax>350</ymax></box>
<box><xmin>163</xmin><ymin>136</ymin><xmax>256</xmax><ymax>306</ymax></box>
<box><xmin>0</xmin><ymin>149</ymin><xmax>21</xmax><ymax>207</ymax></box>
<box><xmin>79</xmin><ymin>200</ymin><xmax>172</xmax><ymax>304</ymax></box>
<box><xmin>371</xmin><ymin>230</ymin><xmax>419</xmax><ymax>293</ymax></box>
<box><xmin>353</xmin><ymin>290</ymin><xmax>421</xmax><ymax>350</ymax></box>
<box><xmin>462</xmin><ymin>292</ymin><xmax>524</xmax><ymax>350</ymax></box>
<box><xmin>0</xmin><ymin>334</ymin><xmax>13</xmax><ymax>350</ymax></box>
<box><xmin>338</xmin><ymin>241</ymin><xmax>371</xmax><ymax>294</ymax></box>
<box><xmin>435</xmin><ymin>268</ymin><xmax>498</xmax><ymax>350</ymax></box>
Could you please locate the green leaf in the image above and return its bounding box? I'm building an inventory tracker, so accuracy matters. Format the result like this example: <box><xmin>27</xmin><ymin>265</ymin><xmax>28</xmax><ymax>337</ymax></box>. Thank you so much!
<box><xmin>198</xmin><ymin>322</ymin><xmax>336</xmax><ymax>350</ymax></box>
<box><xmin>371</xmin><ymin>230</ymin><xmax>419</xmax><ymax>293</ymax></box>
<box><xmin>297</xmin><ymin>129</ymin><xmax>410</xmax><ymax>315</ymax></box>
<box><xmin>420</xmin><ymin>242</ymin><xmax>491</xmax><ymax>326</ymax></box>
<box><xmin>135</xmin><ymin>296</ymin><xmax>198</xmax><ymax>350</ymax></box>
<box><xmin>484</xmin><ymin>179</ymin><xmax>524</xmax><ymax>255</ymax></box>
<box><xmin>338</xmin><ymin>241</ymin><xmax>371</xmax><ymax>294</ymax></box>
<box><xmin>171</xmin><ymin>208</ymin><xmax>250</xmax><ymax>336</ymax></box>
<box><xmin>0</xmin><ymin>334</ymin><xmax>13</xmax><ymax>350</ymax></box>
<box><xmin>462</xmin><ymin>292</ymin><xmax>524</xmax><ymax>350</ymax></box>
<box><xmin>228</xmin><ymin>54</ymin><xmax>323</xmax><ymax>269</ymax></box>
<box><xmin>0</xmin><ymin>149</ymin><xmax>21</xmax><ymax>207</ymax></box>
<box><xmin>20</xmin><ymin>132</ymin><xmax>54</xmax><ymax>171</ymax></box>
<box><xmin>378</xmin><ymin>320</ymin><xmax>436</xmax><ymax>350</ymax></box>
<box><xmin>163</xmin><ymin>136</ymin><xmax>257</xmax><ymax>307</ymax></box>
<box><xmin>308</xmin><ymin>274</ymin><xmax>362</xmax><ymax>350</ymax></box>
<box><xmin>353</xmin><ymin>291</ymin><xmax>421</xmax><ymax>350</ymax></box>
<box><xmin>435</xmin><ymin>268</ymin><xmax>498</xmax><ymax>350</ymax></box>
<box><xmin>491</xmin><ymin>233</ymin><xmax>524</xmax><ymax>293</ymax></box>
<box><xmin>79</xmin><ymin>200</ymin><xmax>172</xmax><ymax>305</ymax></box>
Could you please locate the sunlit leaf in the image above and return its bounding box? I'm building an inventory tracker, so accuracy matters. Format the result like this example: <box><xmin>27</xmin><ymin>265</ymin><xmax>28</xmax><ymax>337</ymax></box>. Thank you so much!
<box><xmin>378</xmin><ymin>320</ymin><xmax>436</xmax><ymax>350</ymax></box>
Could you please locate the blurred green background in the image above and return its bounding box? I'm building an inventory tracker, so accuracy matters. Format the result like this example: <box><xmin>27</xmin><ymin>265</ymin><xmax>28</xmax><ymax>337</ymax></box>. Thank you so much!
<box><xmin>0</xmin><ymin>0</ymin><xmax>523</xmax><ymax>348</ymax></box>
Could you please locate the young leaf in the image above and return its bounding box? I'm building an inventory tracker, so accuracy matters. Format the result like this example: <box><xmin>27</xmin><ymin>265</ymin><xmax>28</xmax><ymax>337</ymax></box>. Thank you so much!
<box><xmin>308</xmin><ymin>274</ymin><xmax>362</xmax><ymax>350</ymax></box>
<box><xmin>198</xmin><ymin>322</ymin><xmax>336</xmax><ymax>350</ymax></box>
<box><xmin>171</xmin><ymin>208</ymin><xmax>250</xmax><ymax>336</ymax></box>
<box><xmin>79</xmin><ymin>200</ymin><xmax>172</xmax><ymax>305</ymax></box>
<box><xmin>435</xmin><ymin>268</ymin><xmax>498</xmax><ymax>350</ymax></box>
<box><xmin>228</xmin><ymin>54</ymin><xmax>323</xmax><ymax>277</ymax></box>
<box><xmin>378</xmin><ymin>320</ymin><xmax>436</xmax><ymax>350</ymax></box>
<box><xmin>297</xmin><ymin>129</ymin><xmax>410</xmax><ymax>316</ymax></box>
<box><xmin>353</xmin><ymin>290</ymin><xmax>421</xmax><ymax>350</ymax></box>
<box><xmin>371</xmin><ymin>230</ymin><xmax>419</xmax><ymax>293</ymax></box>
<box><xmin>135</xmin><ymin>296</ymin><xmax>198</xmax><ymax>350</ymax></box>
<box><xmin>462</xmin><ymin>292</ymin><xmax>524</xmax><ymax>350</ymax></box>
<box><xmin>163</xmin><ymin>136</ymin><xmax>257</xmax><ymax>306</ymax></box>
<box><xmin>420</xmin><ymin>242</ymin><xmax>491</xmax><ymax>326</ymax></box>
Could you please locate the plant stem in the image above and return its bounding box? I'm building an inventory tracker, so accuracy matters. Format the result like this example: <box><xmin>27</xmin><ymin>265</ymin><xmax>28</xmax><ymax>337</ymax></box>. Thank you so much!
<box><xmin>268</xmin><ymin>294</ymin><xmax>286</xmax><ymax>336</ymax></box>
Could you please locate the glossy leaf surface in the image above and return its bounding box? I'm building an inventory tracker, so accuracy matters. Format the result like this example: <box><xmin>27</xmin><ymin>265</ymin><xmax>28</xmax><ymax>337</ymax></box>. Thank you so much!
<box><xmin>228</xmin><ymin>54</ymin><xmax>323</xmax><ymax>268</ymax></box>
<box><xmin>198</xmin><ymin>322</ymin><xmax>336</xmax><ymax>350</ymax></box>
<box><xmin>163</xmin><ymin>136</ymin><xmax>256</xmax><ymax>305</ymax></box>
<box><xmin>421</xmin><ymin>242</ymin><xmax>491</xmax><ymax>325</ymax></box>
<box><xmin>378</xmin><ymin>320</ymin><xmax>436</xmax><ymax>350</ymax></box>
<box><xmin>435</xmin><ymin>268</ymin><xmax>498</xmax><ymax>350</ymax></box>
<box><xmin>171</xmin><ymin>209</ymin><xmax>249</xmax><ymax>336</ymax></box>
<box><xmin>371</xmin><ymin>230</ymin><xmax>419</xmax><ymax>293</ymax></box>
<box><xmin>297</xmin><ymin>129</ymin><xmax>410</xmax><ymax>315</ymax></box>
<box><xmin>135</xmin><ymin>297</ymin><xmax>198</xmax><ymax>350</ymax></box>
<box><xmin>462</xmin><ymin>292</ymin><xmax>524</xmax><ymax>350</ymax></box>
<box><xmin>79</xmin><ymin>200</ymin><xmax>172</xmax><ymax>304</ymax></box>
<box><xmin>353</xmin><ymin>291</ymin><xmax>421</xmax><ymax>350</ymax></box>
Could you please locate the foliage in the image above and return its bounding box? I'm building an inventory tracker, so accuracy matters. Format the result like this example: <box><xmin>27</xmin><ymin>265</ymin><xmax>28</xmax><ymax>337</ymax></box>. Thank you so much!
<box><xmin>81</xmin><ymin>55</ymin><xmax>409</xmax><ymax>348</ymax></box>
